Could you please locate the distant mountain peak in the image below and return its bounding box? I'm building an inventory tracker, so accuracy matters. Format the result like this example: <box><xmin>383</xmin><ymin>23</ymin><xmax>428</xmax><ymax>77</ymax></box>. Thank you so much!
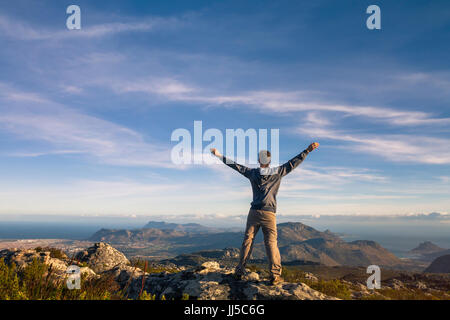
<box><xmin>410</xmin><ymin>241</ymin><xmax>446</xmax><ymax>254</ymax></box>
<box><xmin>277</xmin><ymin>222</ymin><xmax>340</xmax><ymax>243</ymax></box>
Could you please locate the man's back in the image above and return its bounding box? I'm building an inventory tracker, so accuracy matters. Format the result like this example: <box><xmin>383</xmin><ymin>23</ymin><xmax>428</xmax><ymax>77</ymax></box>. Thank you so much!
<box><xmin>220</xmin><ymin>149</ymin><xmax>310</xmax><ymax>213</ymax></box>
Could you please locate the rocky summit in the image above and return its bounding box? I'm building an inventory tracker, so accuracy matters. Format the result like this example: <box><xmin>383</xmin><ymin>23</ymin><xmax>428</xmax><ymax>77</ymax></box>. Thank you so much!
<box><xmin>114</xmin><ymin>260</ymin><xmax>338</xmax><ymax>300</ymax></box>
<box><xmin>0</xmin><ymin>247</ymin><xmax>96</xmax><ymax>279</ymax></box>
<box><xmin>0</xmin><ymin>248</ymin><xmax>68</xmax><ymax>274</ymax></box>
<box><xmin>1</xmin><ymin>242</ymin><xmax>449</xmax><ymax>300</ymax></box>
<box><xmin>0</xmin><ymin>242</ymin><xmax>334</xmax><ymax>300</ymax></box>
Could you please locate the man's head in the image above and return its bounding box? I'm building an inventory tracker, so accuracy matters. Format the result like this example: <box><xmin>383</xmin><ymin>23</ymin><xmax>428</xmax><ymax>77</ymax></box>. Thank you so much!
<box><xmin>258</xmin><ymin>150</ymin><xmax>271</xmax><ymax>167</ymax></box>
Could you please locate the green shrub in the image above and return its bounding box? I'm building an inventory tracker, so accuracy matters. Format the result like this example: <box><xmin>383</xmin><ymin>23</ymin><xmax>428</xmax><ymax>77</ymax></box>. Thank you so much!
<box><xmin>46</xmin><ymin>247</ymin><xmax>67</xmax><ymax>259</ymax></box>
<box><xmin>281</xmin><ymin>267</ymin><xmax>351</xmax><ymax>300</ymax></box>
<box><xmin>19</xmin><ymin>257</ymin><xmax>54</xmax><ymax>299</ymax></box>
<box><xmin>0</xmin><ymin>259</ymin><xmax>22</xmax><ymax>300</ymax></box>
<box><xmin>139</xmin><ymin>290</ymin><xmax>156</xmax><ymax>300</ymax></box>
<box><xmin>281</xmin><ymin>267</ymin><xmax>308</xmax><ymax>283</ymax></box>
<box><xmin>375</xmin><ymin>288</ymin><xmax>447</xmax><ymax>300</ymax></box>
<box><xmin>181</xmin><ymin>293</ymin><xmax>190</xmax><ymax>300</ymax></box>
<box><xmin>310</xmin><ymin>279</ymin><xmax>352</xmax><ymax>300</ymax></box>
<box><xmin>0</xmin><ymin>258</ymin><xmax>121</xmax><ymax>300</ymax></box>
<box><xmin>129</xmin><ymin>258</ymin><xmax>180</xmax><ymax>274</ymax></box>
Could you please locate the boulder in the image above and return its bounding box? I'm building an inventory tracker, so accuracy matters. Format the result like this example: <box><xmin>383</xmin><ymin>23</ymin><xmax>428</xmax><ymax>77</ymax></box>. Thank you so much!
<box><xmin>75</xmin><ymin>242</ymin><xmax>130</xmax><ymax>273</ymax></box>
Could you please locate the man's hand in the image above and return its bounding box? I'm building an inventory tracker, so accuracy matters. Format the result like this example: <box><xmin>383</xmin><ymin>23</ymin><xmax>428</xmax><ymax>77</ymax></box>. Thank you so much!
<box><xmin>210</xmin><ymin>148</ymin><xmax>222</xmax><ymax>157</ymax></box>
<box><xmin>307</xmin><ymin>142</ymin><xmax>319</xmax><ymax>153</ymax></box>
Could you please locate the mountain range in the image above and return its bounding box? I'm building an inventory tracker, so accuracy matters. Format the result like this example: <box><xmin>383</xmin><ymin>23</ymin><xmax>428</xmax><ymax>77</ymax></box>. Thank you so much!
<box><xmin>143</xmin><ymin>221</ymin><xmax>220</xmax><ymax>233</ymax></box>
<box><xmin>90</xmin><ymin>221</ymin><xmax>402</xmax><ymax>267</ymax></box>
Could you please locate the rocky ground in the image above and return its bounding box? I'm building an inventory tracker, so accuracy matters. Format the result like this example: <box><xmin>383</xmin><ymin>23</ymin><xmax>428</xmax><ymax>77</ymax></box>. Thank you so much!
<box><xmin>1</xmin><ymin>242</ymin><xmax>449</xmax><ymax>300</ymax></box>
<box><xmin>115</xmin><ymin>260</ymin><xmax>337</xmax><ymax>300</ymax></box>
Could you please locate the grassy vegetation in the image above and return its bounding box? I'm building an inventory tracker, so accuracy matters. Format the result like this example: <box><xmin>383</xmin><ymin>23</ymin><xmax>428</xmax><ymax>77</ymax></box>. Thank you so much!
<box><xmin>361</xmin><ymin>288</ymin><xmax>450</xmax><ymax>300</ymax></box>
<box><xmin>2</xmin><ymin>256</ymin><xmax>449</xmax><ymax>301</ymax></box>
<box><xmin>310</xmin><ymin>279</ymin><xmax>352</xmax><ymax>300</ymax></box>
<box><xmin>129</xmin><ymin>258</ymin><xmax>181</xmax><ymax>274</ymax></box>
<box><xmin>281</xmin><ymin>266</ymin><xmax>352</xmax><ymax>299</ymax></box>
<box><xmin>285</xmin><ymin>267</ymin><xmax>449</xmax><ymax>300</ymax></box>
<box><xmin>0</xmin><ymin>257</ymin><xmax>188</xmax><ymax>300</ymax></box>
<box><xmin>0</xmin><ymin>257</ymin><xmax>120</xmax><ymax>300</ymax></box>
<box><xmin>34</xmin><ymin>247</ymin><xmax>67</xmax><ymax>260</ymax></box>
<box><xmin>138</xmin><ymin>291</ymin><xmax>190</xmax><ymax>300</ymax></box>
<box><xmin>238</xmin><ymin>264</ymin><xmax>352</xmax><ymax>300</ymax></box>
<box><xmin>281</xmin><ymin>266</ymin><xmax>309</xmax><ymax>283</ymax></box>
<box><xmin>267</xmin><ymin>265</ymin><xmax>448</xmax><ymax>300</ymax></box>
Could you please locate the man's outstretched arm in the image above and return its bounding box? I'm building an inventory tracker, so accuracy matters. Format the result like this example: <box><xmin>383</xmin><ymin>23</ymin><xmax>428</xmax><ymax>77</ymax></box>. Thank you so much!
<box><xmin>278</xmin><ymin>142</ymin><xmax>319</xmax><ymax>177</ymax></box>
<box><xmin>210</xmin><ymin>148</ymin><xmax>251</xmax><ymax>178</ymax></box>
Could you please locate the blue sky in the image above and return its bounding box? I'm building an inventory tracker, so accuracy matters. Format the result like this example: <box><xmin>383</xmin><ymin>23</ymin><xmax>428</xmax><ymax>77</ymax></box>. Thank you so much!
<box><xmin>0</xmin><ymin>0</ymin><xmax>449</xmax><ymax>217</ymax></box>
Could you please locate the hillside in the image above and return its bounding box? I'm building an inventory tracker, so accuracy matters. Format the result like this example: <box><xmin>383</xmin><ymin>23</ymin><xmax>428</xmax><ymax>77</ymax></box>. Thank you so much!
<box><xmin>425</xmin><ymin>255</ymin><xmax>450</xmax><ymax>273</ymax></box>
<box><xmin>277</xmin><ymin>222</ymin><xmax>341</xmax><ymax>243</ymax></box>
<box><xmin>91</xmin><ymin>228</ymin><xmax>186</xmax><ymax>243</ymax></box>
<box><xmin>277</xmin><ymin>239</ymin><xmax>400</xmax><ymax>266</ymax></box>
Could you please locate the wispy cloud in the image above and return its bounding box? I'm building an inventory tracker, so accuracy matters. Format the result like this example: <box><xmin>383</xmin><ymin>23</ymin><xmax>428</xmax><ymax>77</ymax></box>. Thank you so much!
<box><xmin>297</xmin><ymin>124</ymin><xmax>450</xmax><ymax>164</ymax></box>
<box><xmin>101</xmin><ymin>76</ymin><xmax>450</xmax><ymax>127</ymax></box>
<box><xmin>59</xmin><ymin>85</ymin><xmax>84</xmax><ymax>94</ymax></box>
<box><xmin>278</xmin><ymin>165</ymin><xmax>390</xmax><ymax>199</ymax></box>
<box><xmin>0</xmin><ymin>176</ymin><xmax>252</xmax><ymax>215</ymax></box>
<box><xmin>293</xmin><ymin>165</ymin><xmax>388</xmax><ymax>184</ymax></box>
<box><xmin>0</xmin><ymin>84</ymin><xmax>172</xmax><ymax>167</ymax></box>
<box><xmin>6</xmin><ymin>150</ymin><xmax>84</xmax><ymax>158</ymax></box>
<box><xmin>0</xmin><ymin>14</ymin><xmax>180</xmax><ymax>40</ymax></box>
<box><xmin>396</xmin><ymin>72</ymin><xmax>450</xmax><ymax>91</ymax></box>
<box><xmin>116</xmin><ymin>77</ymin><xmax>195</xmax><ymax>97</ymax></box>
<box><xmin>438</xmin><ymin>176</ymin><xmax>450</xmax><ymax>183</ymax></box>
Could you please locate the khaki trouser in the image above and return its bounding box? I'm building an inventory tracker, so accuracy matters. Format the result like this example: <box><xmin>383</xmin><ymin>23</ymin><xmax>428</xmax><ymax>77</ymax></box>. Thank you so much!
<box><xmin>235</xmin><ymin>209</ymin><xmax>282</xmax><ymax>277</ymax></box>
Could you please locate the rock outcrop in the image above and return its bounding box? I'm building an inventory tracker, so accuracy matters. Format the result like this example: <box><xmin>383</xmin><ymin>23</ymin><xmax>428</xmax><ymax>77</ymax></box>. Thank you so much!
<box><xmin>75</xmin><ymin>242</ymin><xmax>130</xmax><ymax>273</ymax></box>
<box><xmin>0</xmin><ymin>248</ymin><xmax>68</xmax><ymax>273</ymax></box>
<box><xmin>0</xmin><ymin>247</ymin><xmax>96</xmax><ymax>279</ymax></box>
<box><xmin>112</xmin><ymin>261</ymin><xmax>338</xmax><ymax>300</ymax></box>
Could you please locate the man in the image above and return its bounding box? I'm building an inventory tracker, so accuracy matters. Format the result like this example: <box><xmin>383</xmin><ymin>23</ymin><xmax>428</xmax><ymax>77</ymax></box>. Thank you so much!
<box><xmin>210</xmin><ymin>142</ymin><xmax>319</xmax><ymax>285</ymax></box>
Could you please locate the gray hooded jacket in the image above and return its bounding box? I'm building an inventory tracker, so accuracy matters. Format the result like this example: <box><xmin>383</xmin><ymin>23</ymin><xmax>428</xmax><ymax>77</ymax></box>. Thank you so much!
<box><xmin>221</xmin><ymin>149</ymin><xmax>309</xmax><ymax>213</ymax></box>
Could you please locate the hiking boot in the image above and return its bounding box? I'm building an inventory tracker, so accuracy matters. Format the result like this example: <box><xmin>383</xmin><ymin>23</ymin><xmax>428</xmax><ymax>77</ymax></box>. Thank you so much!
<box><xmin>270</xmin><ymin>276</ymin><xmax>284</xmax><ymax>285</ymax></box>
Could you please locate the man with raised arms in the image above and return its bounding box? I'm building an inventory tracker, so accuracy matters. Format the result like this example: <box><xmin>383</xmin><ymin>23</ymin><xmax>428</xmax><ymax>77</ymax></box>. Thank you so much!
<box><xmin>210</xmin><ymin>142</ymin><xmax>319</xmax><ymax>285</ymax></box>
